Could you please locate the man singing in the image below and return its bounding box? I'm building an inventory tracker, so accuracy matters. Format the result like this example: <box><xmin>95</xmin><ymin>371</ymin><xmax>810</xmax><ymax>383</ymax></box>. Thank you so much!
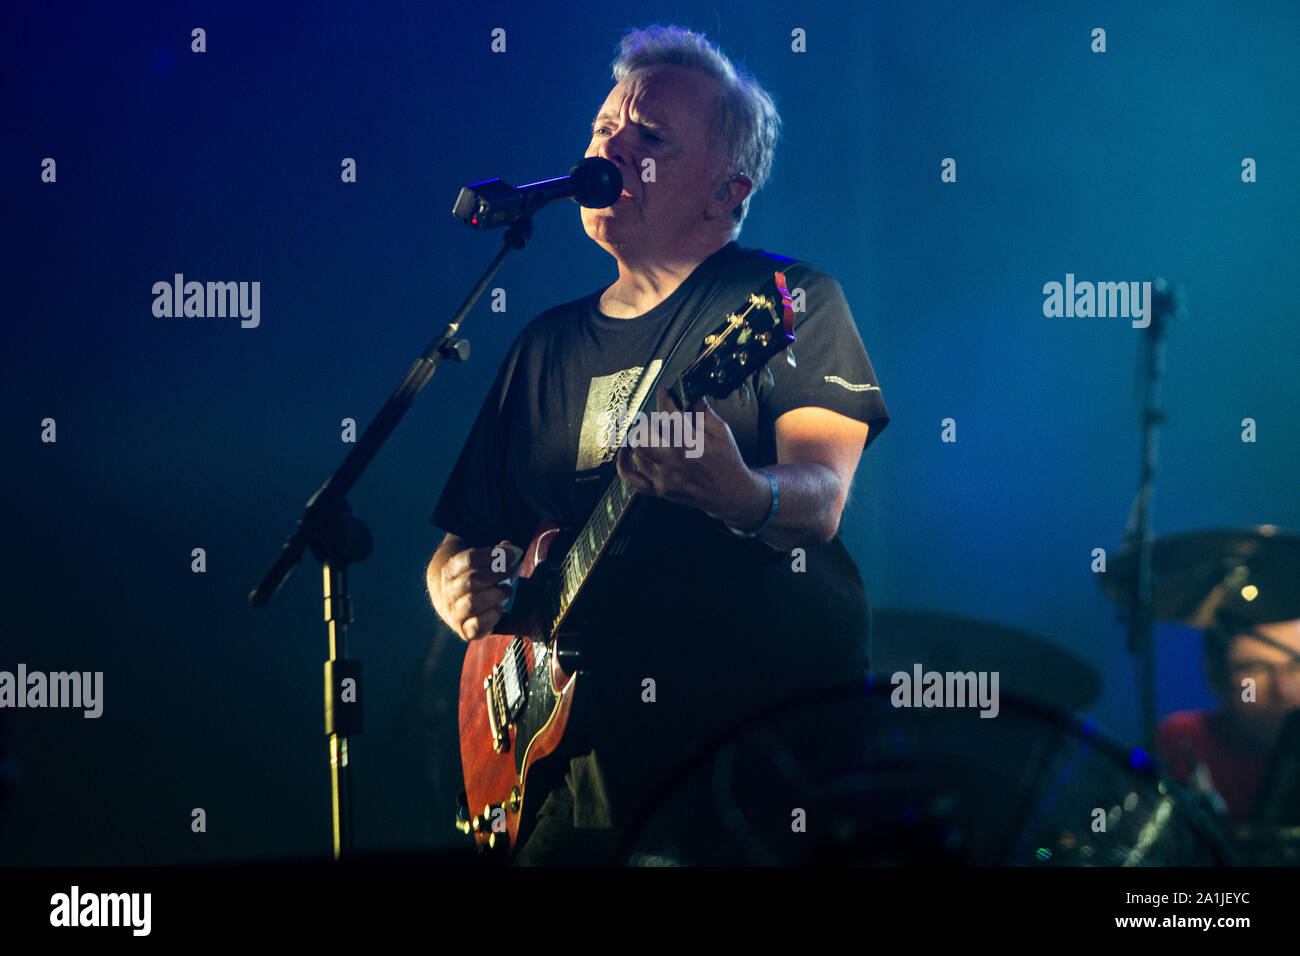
<box><xmin>427</xmin><ymin>24</ymin><xmax>889</xmax><ymax>863</ymax></box>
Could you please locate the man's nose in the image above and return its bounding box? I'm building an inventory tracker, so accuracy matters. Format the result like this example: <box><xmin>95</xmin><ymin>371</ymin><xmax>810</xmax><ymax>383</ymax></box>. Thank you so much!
<box><xmin>593</xmin><ymin>125</ymin><xmax>633</xmax><ymax>169</ymax></box>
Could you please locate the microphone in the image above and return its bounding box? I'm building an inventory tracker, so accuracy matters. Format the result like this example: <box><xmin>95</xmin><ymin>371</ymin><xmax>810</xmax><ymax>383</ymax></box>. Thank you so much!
<box><xmin>453</xmin><ymin>157</ymin><xmax>623</xmax><ymax>230</ymax></box>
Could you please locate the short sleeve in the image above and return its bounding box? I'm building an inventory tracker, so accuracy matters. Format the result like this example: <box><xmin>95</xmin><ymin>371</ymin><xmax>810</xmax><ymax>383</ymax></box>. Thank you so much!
<box><xmin>430</xmin><ymin>337</ymin><xmax>539</xmax><ymax>548</ymax></box>
<box><xmin>757</xmin><ymin>265</ymin><xmax>890</xmax><ymax>449</ymax></box>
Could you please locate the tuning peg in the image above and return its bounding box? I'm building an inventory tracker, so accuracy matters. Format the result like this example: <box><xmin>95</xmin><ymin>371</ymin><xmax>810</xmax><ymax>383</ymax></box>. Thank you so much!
<box><xmin>762</xmin><ymin>365</ymin><xmax>775</xmax><ymax>388</ymax></box>
<box><xmin>455</xmin><ymin>790</ymin><xmax>472</xmax><ymax>835</ymax></box>
<box><xmin>786</xmin><ymin>348</ymin><xmax>797</xmax><ymax>369</ymax></box>
<box><xmin>738</xmin><ymin>381</ymin><xmax>752</xmax><ymax>404</ymax></box>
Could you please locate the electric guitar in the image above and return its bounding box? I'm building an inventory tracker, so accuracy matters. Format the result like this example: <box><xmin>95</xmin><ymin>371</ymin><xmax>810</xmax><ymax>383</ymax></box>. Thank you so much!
<box><xmin>455</xmin><ymin>270</ymin><xmax>796</xmax><ymax>851</ymax></box>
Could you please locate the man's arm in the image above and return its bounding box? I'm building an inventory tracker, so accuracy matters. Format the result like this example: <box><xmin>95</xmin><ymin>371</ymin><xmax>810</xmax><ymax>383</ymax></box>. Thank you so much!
<box><xmin>616</xmin><ymin>388</ymin><xmax>870</xmax><ymax>549</ymax></box>
<box><xmin>731</xmin><ymin>406</ymin><xmax>869</xmax><ymax>550</ymax></box>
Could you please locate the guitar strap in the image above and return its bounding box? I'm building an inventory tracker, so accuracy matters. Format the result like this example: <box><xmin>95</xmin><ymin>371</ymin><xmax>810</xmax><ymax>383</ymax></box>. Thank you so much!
<box><xmin>624</xmin><ymin>246</ymin><xmax>797</xmax><ymax>419</ymax></box>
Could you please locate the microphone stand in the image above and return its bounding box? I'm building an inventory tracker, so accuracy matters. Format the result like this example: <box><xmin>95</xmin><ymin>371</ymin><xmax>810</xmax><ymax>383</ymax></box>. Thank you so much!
<box><xmin>1121</xmin><ymin>279</ymin><xmax>1180</xmax><ymax>750</ymax></box>
<box><xmin>248</xmin><ymin>214</ymin><xmax>534</xmax><ymax>859</ymax></box>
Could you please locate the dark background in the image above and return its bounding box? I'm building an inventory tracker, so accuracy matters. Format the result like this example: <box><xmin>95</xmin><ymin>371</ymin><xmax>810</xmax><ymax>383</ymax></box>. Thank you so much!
<box><xmin>2</xmin><ymin>0</ymin><xmax>1296</xmax><ymax>863</ymax></box>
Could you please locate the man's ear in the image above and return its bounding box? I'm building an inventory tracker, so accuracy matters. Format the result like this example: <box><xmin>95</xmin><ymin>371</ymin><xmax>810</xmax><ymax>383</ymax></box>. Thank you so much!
<box><xmin>708</xmin><ymin>174</ymin><xmax>752</xmax><ymax>218</ymax></box>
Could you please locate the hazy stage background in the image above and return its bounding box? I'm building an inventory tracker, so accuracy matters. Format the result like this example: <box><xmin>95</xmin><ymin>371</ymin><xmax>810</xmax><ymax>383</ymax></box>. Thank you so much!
<box><xmin>2</xmin><ymin>0</ymin><xmax>1297</xmax><ymax>863</ymax></box>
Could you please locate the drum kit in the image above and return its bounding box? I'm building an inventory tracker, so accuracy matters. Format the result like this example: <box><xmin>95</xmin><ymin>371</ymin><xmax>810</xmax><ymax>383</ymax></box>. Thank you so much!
<box><xmin>616</xmin><ymin>525</ymin><xmax>1300</xmax><ymax>866</ymax></box>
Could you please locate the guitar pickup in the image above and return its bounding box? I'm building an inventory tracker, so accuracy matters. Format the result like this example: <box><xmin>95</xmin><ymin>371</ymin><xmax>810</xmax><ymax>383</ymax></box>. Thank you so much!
<box><xmin>483</xmin><ymin>669</ymin><xmax>510</xmax><ymax>754</ymax></box>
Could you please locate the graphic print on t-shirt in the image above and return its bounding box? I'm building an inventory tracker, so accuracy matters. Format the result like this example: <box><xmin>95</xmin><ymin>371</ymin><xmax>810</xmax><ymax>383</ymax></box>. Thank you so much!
<box><xmin>575</xmin><ymin>360</ymin><xmax>663</xmax><ymax>472</ymax></box>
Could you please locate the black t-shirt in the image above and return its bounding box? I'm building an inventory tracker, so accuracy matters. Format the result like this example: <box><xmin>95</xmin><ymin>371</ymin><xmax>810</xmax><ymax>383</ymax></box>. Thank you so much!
<box><xmin>433</xmin><ymin>241</ymin><xmax>888</xmax><ymax>543</ymax></box>
<box><xmin>432</xmin><ymin>241</ymin><xmax>890</xmax><ymax>801</ymax></box>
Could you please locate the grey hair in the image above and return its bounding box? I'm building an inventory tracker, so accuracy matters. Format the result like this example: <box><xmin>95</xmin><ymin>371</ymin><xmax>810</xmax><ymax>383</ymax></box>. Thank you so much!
<box><xmin>611</xmin><ymin>25</ymin><xmax>781</xmax><ymax>233</ymax></box>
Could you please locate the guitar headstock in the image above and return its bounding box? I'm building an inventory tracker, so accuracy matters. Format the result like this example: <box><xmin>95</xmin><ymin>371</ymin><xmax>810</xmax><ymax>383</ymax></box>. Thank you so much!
<box><xmin>678</xmin><ymin>271</ymin><xmax>796</xmax><ymax>405</ymax></box>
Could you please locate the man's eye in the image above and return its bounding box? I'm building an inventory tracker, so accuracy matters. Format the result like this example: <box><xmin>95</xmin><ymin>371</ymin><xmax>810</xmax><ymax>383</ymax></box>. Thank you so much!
<box><xmin>591</xmin><ymin>125</ymin><xmax>660</xmax><ymax>143</ymax></box>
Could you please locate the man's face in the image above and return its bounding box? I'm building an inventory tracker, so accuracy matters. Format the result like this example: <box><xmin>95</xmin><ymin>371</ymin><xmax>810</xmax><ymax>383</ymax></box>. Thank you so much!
<box><xmin>580</xmin><ymin>65</ymin><xmax>732</xmax><ymax>257</ymax></box>
<box><xmin>1219</xmin><ymin>619</ymin><xmax>1300</xmax><ymax>745</ymax></box>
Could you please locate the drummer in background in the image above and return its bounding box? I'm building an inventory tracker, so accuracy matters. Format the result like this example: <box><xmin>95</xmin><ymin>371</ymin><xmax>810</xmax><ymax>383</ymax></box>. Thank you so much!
<box><xmin>1155</xmin><ymin>618</ymin><xmax>1300</xmax><ymax>821</ymax></box>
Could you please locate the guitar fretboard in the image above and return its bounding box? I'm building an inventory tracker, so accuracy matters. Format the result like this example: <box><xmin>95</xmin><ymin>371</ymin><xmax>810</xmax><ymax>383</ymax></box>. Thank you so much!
<box><xmin>536</xmin><ymin>375</ymin><xmax>690</xmax><ymax>638</ymax></box>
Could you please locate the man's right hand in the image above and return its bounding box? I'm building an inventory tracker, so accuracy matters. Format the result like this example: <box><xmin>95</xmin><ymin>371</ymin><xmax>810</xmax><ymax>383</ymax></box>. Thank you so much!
<box><xmin>426</xmin><ymin>534</ymin><xmax>524</xmax><ymax>641</ymax></box>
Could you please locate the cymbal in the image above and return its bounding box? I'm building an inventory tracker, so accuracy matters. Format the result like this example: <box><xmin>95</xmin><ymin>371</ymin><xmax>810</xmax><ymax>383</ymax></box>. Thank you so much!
<box><xmin>1101</xmin><ymin>526</ymin><xmax>1300</xmax><ymax>628</ymax></box>
<box><xmin>870</xmin><ymin>609</ymin><xmax>1100</xmax><ymax>709</ymax></box>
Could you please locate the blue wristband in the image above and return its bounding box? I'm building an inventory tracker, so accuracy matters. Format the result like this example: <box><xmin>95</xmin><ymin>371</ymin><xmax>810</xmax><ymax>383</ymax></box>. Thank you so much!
<box><xmin>725</xmin><ymin>469</ymin><xmax>779</xmax><ymax>538</ymax></box>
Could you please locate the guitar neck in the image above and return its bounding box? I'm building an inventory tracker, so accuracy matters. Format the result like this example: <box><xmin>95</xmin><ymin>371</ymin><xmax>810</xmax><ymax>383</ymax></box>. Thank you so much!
<box><xmin>536</xmin><ymin>459</ymin><xmax>636</xmax><ymax>640</ymax></box>
<box><xmin>534</xmin><ymin>366</ymin><xmax>707</xmax><ymax>639</ymax></box>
